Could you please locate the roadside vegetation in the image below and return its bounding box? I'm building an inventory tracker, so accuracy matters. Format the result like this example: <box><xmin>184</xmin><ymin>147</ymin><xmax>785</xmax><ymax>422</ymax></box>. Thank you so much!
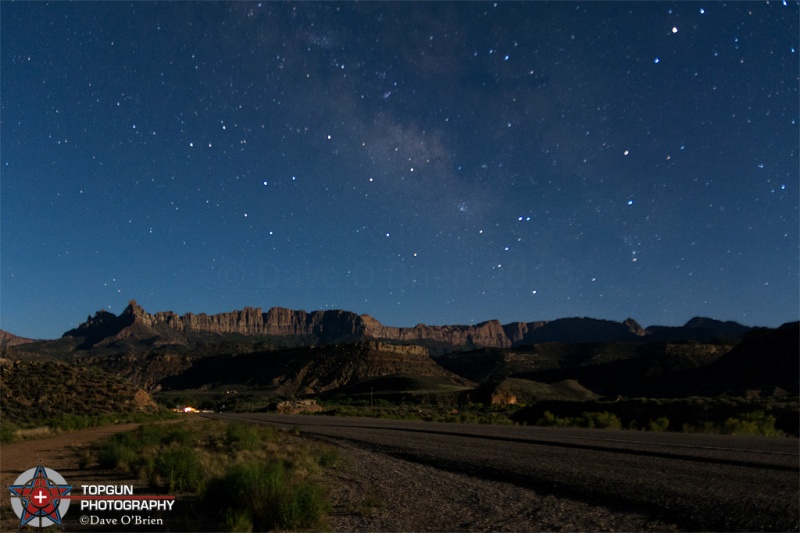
<box><xmin>0</xmin><ymin>410</ymin><xmax>175</xmax><ymax>444</ymax></box>
<box><xmin>313</xmin><ymin>396</ymin><xmax>796</xmax><ymax>437</ymax></box>
<box><xmin>89</xmin><ymin>418</ymin><xmax>336</xmax><ymax>531</ymax></box>
<box><xmin>152</xmin><ymin>388</ymin><xmax>797</xmax><ymax>438</ymax></box>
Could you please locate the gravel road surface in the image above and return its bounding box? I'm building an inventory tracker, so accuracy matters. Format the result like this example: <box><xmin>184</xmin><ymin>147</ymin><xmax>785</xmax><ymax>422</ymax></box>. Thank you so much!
<box><xmin>206</xmin><ymin>413</ymin><xmax>799</xmax><ymax>532</ymax></box>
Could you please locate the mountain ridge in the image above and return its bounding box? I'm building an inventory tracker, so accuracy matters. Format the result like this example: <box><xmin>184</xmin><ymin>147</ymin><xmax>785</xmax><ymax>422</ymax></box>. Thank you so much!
<box><xmin>57</xmin><ymin>299</ymin><xmax>746</xmax><ymax>351</ymax></box>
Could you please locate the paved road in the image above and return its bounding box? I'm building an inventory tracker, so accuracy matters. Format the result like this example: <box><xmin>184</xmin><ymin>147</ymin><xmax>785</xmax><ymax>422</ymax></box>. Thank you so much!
<box><xmin>206</xmin><ymin>413</ymin><xmax>799</xmax><ymax>531</ymax></box>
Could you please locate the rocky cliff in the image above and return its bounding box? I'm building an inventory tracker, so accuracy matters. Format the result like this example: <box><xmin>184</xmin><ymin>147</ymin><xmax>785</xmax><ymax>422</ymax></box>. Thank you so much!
<box><xmin>0</xmin><ymin>330</ymin><xmax>36</xmax><ymax>348</ymax></box>
<box><xmin>63</xmin><ymin>300</ymin><xmax>744</xmax><ymax>351</ymax></box>
<box><xmin>65</xmin><ymin>300</ymin><xmax>521</xmax><ymax>349</ymax></box>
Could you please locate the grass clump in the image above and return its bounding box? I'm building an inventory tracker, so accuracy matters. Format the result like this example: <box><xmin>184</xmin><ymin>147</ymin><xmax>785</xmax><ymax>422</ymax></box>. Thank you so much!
<box><xmin>648</xmin><ymin>417</ymin><xmax>670</xmax><ymax>432</ymax></box>
<box><xmin>203</xmin><ymin>461</ymin><xmax>329</xmax><ymax>531</ymax></box>
<box><xmin>153</xmin><ymin>445</ymin><xmax>205</xmax><ymax>492</ymax></box>
<box><xmin>225</xmin><ymin>422</ymin><xmax>268</xmax><ymax>451</ymax></box>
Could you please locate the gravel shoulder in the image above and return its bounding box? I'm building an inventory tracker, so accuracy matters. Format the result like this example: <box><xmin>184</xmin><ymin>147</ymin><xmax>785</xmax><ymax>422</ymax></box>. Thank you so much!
<box><xmin>322</xmin><ymin>438</ymin><xmax>679</xmax><ymax>532</ymax></box>
<box><xmin>212</xmin><ymin>413</ymin><xmax>799</xmax><ymax>532</ymax></box>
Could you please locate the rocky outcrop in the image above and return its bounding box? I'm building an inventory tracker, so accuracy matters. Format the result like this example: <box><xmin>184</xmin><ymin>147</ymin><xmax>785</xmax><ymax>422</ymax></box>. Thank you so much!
<box><xmin>271</xmin><ymin>399</ymin><xmax>324</xmax><ymax>414</ymax></box>
<box><xmin>0</xmin><ymin>330</ymin><xmax>36</xmax><ymax>348</ymax></box>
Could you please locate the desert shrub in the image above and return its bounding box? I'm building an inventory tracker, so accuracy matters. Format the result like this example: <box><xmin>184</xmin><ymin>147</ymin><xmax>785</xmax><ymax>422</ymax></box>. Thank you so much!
<box><xmin>536</xmin><ymin>410</ymin><xmax>572</xmax><ymax>427</ymax></box>
<box><xmin>581</xmin><ymin>411</ymin><xmax>622</xmax><ymax>429</ymax></box>
<box><xmin>0</xmin><ymin>422</ymin><xmax>18</xmax><ymax>444</ymax></box>
<box><xmin>722</xmin><ymin>411</ymin><xmax>784</xmax><ymax>437</ymax></box>
<box><xmin>648</xmin><ymin>417</ymin><xmax>670</xmax><ymax>432</ymax></box>
<box><xmin>54</xmin><ymin>414</ymin><xmax>91</xmax><ymax>431</ymax></box>
<box><xmin>682</xmin><ymin>411</ymin><xmax>786</xmax><ymax>436</ymax></box>
<box><xmin>138</xmin><ymin>424</ymin><xmax>173</xmax><ymax>447</ymax></box>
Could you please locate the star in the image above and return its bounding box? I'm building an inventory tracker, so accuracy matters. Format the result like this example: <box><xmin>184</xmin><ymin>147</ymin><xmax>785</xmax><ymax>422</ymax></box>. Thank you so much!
<box><xmin>8</xmin><ymin>465</ymin><xmax>72</xmax><ymax>526</ymax></box>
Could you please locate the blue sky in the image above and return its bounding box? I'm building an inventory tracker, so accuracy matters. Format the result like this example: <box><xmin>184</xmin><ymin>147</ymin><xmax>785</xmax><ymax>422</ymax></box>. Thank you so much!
<box><xmin>2</xmin><ymin>2</ymin><xmax>797</xmax><ymax>339</ymax></box>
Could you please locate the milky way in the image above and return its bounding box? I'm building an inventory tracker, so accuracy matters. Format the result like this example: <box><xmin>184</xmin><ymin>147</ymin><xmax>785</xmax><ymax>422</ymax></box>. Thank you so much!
<box><xmin>2</xmin><ymin>2</ymin><xmax>797</xmax><ymax>338</ymax></box>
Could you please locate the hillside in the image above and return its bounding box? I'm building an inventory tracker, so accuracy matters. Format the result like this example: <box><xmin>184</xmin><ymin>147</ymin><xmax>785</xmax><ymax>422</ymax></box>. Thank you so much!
<box><xmin>156</xmin><ymin>341</ymin><xmax>471</xmax><ymax>397</ymax></box>
<box><xmin>0</xmin><ymin>358</ymin><xmax>158</xmax><ymax>426</ymax></box>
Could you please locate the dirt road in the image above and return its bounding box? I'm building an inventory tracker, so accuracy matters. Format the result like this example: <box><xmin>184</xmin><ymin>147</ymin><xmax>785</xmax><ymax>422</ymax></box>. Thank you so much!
<box><xmin>208</xmin><ymin>413</ymin><xmax>800</xmax><ymax>532</ymax></box>
<box><xmin>1</xmin><ymin>424</ymin><xmax>147</xmax><ymax>531</ymax></box>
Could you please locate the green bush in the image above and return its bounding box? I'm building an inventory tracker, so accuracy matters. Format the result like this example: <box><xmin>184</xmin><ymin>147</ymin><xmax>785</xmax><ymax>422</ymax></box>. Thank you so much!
<box><xmin>536</xmin><ymin>410</ymin><xmax>572</xmax><ymax>427</ymax></box>
<box><xmin>722</xmin><ymin>411</ymin><xmax>784</xmax><ymax>437</ymax></box>
<box><xmin>648</xmin><ymin>417</ymin><xmax>670</xmax><ymax>432</ymax></box>
<box><xmin>581</xmin><ymin>411</ymin><xmax>622</xmax><ymax>429</ymax></box>
<box><xmin>683</xmin><ymin>411</ymin><xmax>785</xmax><ymax>437</ymax></box>
<box><xmin>0</xmin><ymin>422</ymin><xmax>18</xmax><ymax>444</ymax></box>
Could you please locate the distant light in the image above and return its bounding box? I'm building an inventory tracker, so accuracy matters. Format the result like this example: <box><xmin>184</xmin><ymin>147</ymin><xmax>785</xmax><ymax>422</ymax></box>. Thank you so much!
<box><xmin>624</xmin><ymin>150</ymin><xmax>630</xmax><ymax>156</ymax></box>
<box><xmin>263</xmin><ymin>181</ymin><xmax>268</xmax><ymax>186</ymax></box>
<box><xmin>672</xmin><ymin>27</ymin><xmax>678</xmax><ymax>33</ymax></box>
<box><xmin>627</xmin><ymin>200</ymin><xmax>634</xmax><ymax>206</ymax></box>
<box><xmin>699</xmin><ymin>7</ymin><xmax>705</xmax><ymax>14</ymax></box>
<box><xmin>654</xmin><ymin>57</ymin><xmax>660</xmax><ymax>64</ymax></box>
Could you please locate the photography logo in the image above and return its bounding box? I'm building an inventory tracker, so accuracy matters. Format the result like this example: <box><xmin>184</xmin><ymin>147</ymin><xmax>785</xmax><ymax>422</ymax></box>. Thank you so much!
<box><xmin>8</xmin><ymin>464</ymin><xmax>72</xmax><ymax>528</ymax></box>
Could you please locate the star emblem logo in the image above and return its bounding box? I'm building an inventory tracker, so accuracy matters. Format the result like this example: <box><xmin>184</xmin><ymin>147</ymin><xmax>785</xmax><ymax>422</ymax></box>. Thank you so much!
<box><xmin>8</xmin><ymin>464</ymin><xmax>72</xmax><ymax>528</ymax></box>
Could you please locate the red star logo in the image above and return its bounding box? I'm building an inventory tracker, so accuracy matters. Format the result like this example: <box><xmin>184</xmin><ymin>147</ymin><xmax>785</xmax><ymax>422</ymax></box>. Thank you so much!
<box><xmin>8</xmin><ymin>465</ymin><xmax>72</xmax><ymax>526</ymax></box>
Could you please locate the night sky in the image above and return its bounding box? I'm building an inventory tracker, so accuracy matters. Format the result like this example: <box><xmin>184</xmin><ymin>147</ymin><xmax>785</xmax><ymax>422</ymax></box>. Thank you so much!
<box><xmin>2</xmin><ymin>2</ymin><xmax>798</xmax><ymax>340</ymax></box>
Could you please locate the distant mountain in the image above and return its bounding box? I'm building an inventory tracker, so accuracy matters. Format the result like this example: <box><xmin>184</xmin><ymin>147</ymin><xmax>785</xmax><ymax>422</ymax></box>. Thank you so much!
<box><xmin>503</xmin><ymin>317</ymin><xmax>646</xmax><ymax>345</ymax></box>
<box><xmin>4</xmin><ymin>301</ymin><xmax>796</xmax><ymax>408</ymax></box>
<box><xmin>683</xmin><ymin>322</ymin><xmax>800</xmax><ymax>395</ymax></box>
<box><xmin>0</xmin><ymin>330</ymin><xmax>36</xmax><ymax>348</ymax></box>
<box><xmin>645</xmin><ymin>317</ymin><xmax>752</xmax><ymax>342</ymax></box>
<box><xmin>56</xmin><ymin>300</ymin><xmax>727</xmax><ymax>353</ymax></box>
